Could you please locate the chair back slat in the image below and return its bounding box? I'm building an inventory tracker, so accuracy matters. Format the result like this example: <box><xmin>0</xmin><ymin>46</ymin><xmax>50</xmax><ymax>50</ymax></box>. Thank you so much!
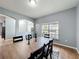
<box><xmin>28</xmin><ymin>44</ymin><xmax>46</xmax><ymax>59</ymax></box>
<box><xmin>28</xmin><ymin>39</ymin><xmax>53</xmax><ymax>59</ymax></box>
<box><xmin>43</xmin><ymin>39</ymin><xmax>53</xmax><ymax>59</ymax></box>
<box><xmin>28</xmin><ymin>34</ymin><xmax>32</xmax><ymax>40</ymax></box>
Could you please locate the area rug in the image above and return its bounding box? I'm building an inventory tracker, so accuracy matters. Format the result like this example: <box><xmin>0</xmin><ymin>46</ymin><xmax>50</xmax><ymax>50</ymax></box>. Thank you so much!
<box><xmin>53</xmin><ymin>51</ymin><xmax>59</xmax><ymax>59</ymax></box>
<box><xmin>46</xmin><ymin>51</ymin><xmax>59</xmax><ymax>59</ymax></box>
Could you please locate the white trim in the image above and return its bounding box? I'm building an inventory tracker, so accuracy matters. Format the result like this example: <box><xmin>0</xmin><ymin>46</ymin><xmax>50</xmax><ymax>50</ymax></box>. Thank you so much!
<box><xmin>54</xmin><ymin>43</ymin><xmax>79</xmax><ymax>54</ymax></box>
<box><xmin>76</xmin><ymin>48</ymin><xmax>79</xmax><ymax>54</ymax></box>
<box><xmin>54</xmin><ymin>43</ymin><xmax>76</xmax><ymax>50</ymax></box>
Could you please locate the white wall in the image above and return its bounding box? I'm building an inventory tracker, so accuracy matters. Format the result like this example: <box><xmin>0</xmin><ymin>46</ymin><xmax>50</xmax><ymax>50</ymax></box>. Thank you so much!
<box><xmin>77</xmin><ymin>4</ymin><xmax>79</xmax><ymax>51</ymax></box>
<box><xmin>5</xmin><ymin>16</ymin><xmax>16</xmax><ymax>39</ymax></box>
<box><xmin>35</xmin><ymin>8</ymin><xmax>76</xmax><ymax>47</ymax></box>
<box><xmin>19</xmin><ymin>20</ymin><xmax>28</xmax><ymax>33</ymax></box>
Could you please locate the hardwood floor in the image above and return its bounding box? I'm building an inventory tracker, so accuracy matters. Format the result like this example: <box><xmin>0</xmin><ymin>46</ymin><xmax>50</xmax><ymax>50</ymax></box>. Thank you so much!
<box><xmin>0</xmin><ymin>37</ymin><xmax>78</xmax><ymax>59</ymax></box>
<box><xmin>54</xmin><ymin>44</ymin><xmax>79</xmax><ymax>59</ymax></box>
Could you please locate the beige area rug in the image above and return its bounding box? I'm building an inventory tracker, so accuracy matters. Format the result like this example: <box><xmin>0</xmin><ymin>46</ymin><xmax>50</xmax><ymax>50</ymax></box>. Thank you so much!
<box><xmin>45</xmin><ymin>51</ymin><xmax>59</xmax><ymax>59</ymax></box>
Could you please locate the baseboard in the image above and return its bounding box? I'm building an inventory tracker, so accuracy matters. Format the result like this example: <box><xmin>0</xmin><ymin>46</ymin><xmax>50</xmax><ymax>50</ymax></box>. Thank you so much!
<box><xmin>54</xmin><ymin>43</ymin><xmax>76</xmax><ymax>50</ymax></box>
<box><xmin>76</xmin><ymin>48</ymin><xmax>79</xmax><ymax>54</ymax></box>
<box><xmin>54</xmin><ymin>43</ymin><xmax>79</xmax><ymax>54</ymax></box>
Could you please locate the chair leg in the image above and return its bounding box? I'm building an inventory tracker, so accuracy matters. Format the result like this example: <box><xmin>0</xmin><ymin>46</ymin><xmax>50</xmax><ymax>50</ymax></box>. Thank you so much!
<box><xmin>50</xmin><ymin>53</ymin><xmax>52</xmax><ymax>59</ymax></box>
<box><xmin>45</xmin><ymin>56</ymin><xmax>48</xmax><ymax>59</ymax></box>
<box><xmin>35</xmin><ymin>38</ymin><xmax>37</xmax><ymax>42</ymax></box>
<box><xmin>28</xmin><ymin>40</ymin><xmax>30</xmax><ymax>45</ymax></box>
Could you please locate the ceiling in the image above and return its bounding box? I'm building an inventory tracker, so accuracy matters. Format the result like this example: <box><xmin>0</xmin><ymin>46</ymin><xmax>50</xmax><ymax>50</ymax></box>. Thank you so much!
<box><xmin>0</xmin><ymin>0</ymin><xmax>79</xmax><ymax>18</ymax></box>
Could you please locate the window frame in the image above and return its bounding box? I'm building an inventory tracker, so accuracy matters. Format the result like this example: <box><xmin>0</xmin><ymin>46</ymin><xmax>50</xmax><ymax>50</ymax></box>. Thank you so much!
<box><xmin>42</xmin><ymin>22</ymin><xmax>59</xmax><ymax>39</ymax></box>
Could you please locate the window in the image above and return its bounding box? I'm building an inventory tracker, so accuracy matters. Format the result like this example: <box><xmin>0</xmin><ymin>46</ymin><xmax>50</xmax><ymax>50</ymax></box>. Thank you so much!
<box><xmin>19</xmin><ymin>19</ymin><xmax>34</xmax><ymax>33</ymax></box>
<box><xmin>27</xmin><ymin>21</ymin><xmax>34</xmax><ymax>32</ymax></box>
<box><xmin>42</xmin><ymin>22</ymin><xmax>59</xmax><ymax>39</ymax></box>
<box><xmin>42</xmin><ymin>24</ymin><xmax>48</xmax><ymax>34</ymax></box>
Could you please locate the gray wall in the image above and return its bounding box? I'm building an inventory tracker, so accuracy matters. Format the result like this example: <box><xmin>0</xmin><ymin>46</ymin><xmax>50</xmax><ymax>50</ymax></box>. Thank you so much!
<box><xmin>0</xmin><ymin>6</ymin><xmax>77</xmax><ymax>48</ymax></box>
<box><xmin>15</xmin><ymin>19</ymin><xmax>34</xmax><ymax>39</ymax></box>
<box><xmin>77</xmin><ymin>4</ymin><xmax>79</xmax><ymax>51</ymax></box>
<box><xmin>0</xmin><ymin>7</ymin><xmax>34</xmax><ymax>34</ymax></box>
<box><xmin>0</xmin><ymin>7</ymin><xmax>34</xmax><ymax>22</ymax></box>
<box><xmin>35</xmin><ymin>8</ymin><xmax>76</xmax><ymax>47</ymax></box>
<box><xmin>0</xmin><ymin>7</ymin><xmax>34</xmax><ymax>39</ymax></box>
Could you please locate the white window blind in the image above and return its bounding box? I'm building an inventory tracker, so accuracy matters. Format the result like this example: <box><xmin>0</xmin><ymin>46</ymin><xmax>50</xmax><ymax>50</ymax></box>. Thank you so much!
<box><xmin>42</xmin><ymin>22</ymin><xmax>59</xmax><ymax>39</ymax></box>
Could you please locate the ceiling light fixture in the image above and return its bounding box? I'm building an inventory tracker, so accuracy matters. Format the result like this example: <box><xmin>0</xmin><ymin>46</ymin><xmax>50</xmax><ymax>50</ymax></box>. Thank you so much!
<box><xmin>28</xmin><ymin>0</ymin><xmax>38</xmax><ymax>7</ymax></box>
